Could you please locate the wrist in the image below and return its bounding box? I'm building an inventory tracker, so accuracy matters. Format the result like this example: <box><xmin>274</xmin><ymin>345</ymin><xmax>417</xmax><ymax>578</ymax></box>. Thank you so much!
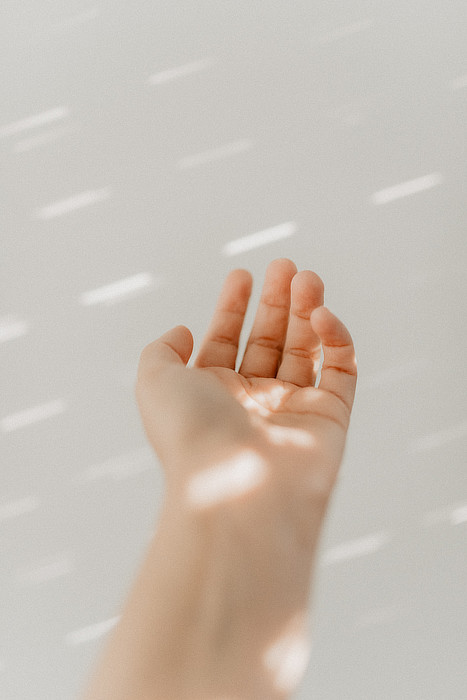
<box><xmin>155</xmin><ymin>490</ymin><xmax>315</xmax><ymax>699</ymax></box>
<box><xmin>139</xmin><ymin>503</ymin><xmax>283</xmax><ymax>699</ymax></box>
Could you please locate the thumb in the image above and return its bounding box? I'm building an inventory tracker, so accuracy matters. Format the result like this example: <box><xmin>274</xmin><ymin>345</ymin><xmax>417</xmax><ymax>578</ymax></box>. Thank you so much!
<box><xmin>137</xmin><ymin>325</ymin><xmax>194</xmax><ymax>382</ymax></box>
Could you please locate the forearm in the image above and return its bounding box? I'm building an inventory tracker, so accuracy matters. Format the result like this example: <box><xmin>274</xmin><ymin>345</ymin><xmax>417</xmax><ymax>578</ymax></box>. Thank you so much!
<box><xmin>80</xmin><ymin>502</ymin><xmax>218</xmax><ymax>699</ymax></box>
<box><xmin>80</xmin><ymin>494</ymin><xmax>308</xmax><ymax>700</ymax></box>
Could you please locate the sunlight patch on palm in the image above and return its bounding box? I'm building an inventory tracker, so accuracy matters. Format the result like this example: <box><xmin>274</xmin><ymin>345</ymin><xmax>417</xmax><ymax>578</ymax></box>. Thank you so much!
<box><xmin>240</xmin><ymin>377</ymin><xmax>296</xmax><ymax>415</ymax></box>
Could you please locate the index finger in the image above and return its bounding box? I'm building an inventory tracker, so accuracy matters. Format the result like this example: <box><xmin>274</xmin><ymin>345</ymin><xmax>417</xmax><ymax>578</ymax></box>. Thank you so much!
<box><xmin>193</xmin><ymin>269</ymin><xmax>253</xmax><ymax>370</ymax></box>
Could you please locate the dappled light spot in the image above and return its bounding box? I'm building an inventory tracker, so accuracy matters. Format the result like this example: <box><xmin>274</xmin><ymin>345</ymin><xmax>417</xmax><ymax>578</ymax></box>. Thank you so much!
<box><xmin>264</xmin><ymin>424</ymin><xmax>316</xmax><ymax>448</ymax></box>
<box><xmin>185</xmin><ymin>449</ymin><xmax>268</xmax><ymax>509</ymax></box>
<box><xmin>240</xmin><ymin>393</ymin><xmax>271</xmax><ymax>417</ymax></box>
<box><xmin>239</xmin><ymin>382</ymin><xmax>294</xmax><ymax>417</ymax></box>
<box><xmin>262</xmin><ymin>611</ymin><xmax>311</xmax><ymax>694</ymax></box>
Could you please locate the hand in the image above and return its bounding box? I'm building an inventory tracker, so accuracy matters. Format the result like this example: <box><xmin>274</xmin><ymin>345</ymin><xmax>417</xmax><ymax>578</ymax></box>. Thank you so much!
<box><xmin>135</xmin><ymin>258</ymin><xmax>357</xmax><ymax>522</ymax></box>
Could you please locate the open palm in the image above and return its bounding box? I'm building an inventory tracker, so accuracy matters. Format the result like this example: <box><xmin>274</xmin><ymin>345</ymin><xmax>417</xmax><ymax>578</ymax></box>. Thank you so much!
<box><xmin>136</xmin><ymin>258</ymin><xmax>357</xmax><ymax>504</ymax></box>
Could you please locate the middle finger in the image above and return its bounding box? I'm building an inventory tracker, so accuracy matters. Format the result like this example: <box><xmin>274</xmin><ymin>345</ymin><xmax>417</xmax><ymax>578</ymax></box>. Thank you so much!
<box><xmin>238</xmin><ymin>258</ymin><xmax>298</xmax><ymax>379</ymax></box>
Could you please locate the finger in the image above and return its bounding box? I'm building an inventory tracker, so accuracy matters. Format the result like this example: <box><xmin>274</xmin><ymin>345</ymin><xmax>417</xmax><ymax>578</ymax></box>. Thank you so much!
<box><xmin>193</xmin><ymin>268</ymin><xmax>253</xmax><ymax>369</ymax></box>
<box><xmin>276</xmin><ymin>270</ymin><xmax>325</xmax><ymax>386</ymax></box>
<box><xmin>238</xmin><ymin>258</ymin><xmax>298</xmax><ymax>379</ymax></box>
<box><xmin>310</xmin><ymin>306</ymin><xmax>357</xmax><ymax>414</ymax></box>
<box><xmin>136</xmin><ymin>325</ymin><xmax>194</xmax><ymax>384</ymax></box>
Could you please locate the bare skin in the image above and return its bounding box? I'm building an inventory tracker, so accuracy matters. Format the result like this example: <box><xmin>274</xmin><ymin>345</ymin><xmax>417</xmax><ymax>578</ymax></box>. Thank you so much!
<box><xmin>82</xmin><ymin>258</ymin><xmax>357</xmax><ymax>699</ymax></box>
<box><xmin>137</xmin><ymin>258</ymin><xmax>356</xmax><ymax>497</ymax></box>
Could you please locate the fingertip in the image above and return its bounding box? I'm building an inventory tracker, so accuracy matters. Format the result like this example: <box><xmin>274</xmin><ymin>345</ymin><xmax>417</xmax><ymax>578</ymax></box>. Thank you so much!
<box><xmin>310</xmin><ymin>306</ymin><xmax>353</xmax><ymax>346</ymax></box>
<box><xmin>175</xmin><ymin>323</ymin><xmax>194</xmax><ymax>351</ymax></box>
<box><xmin>229</xmin><ymin>267</ymin><xmax>254</xmax><ymax>291</ymax></box>
<box><xmin>309</xmin><ymin>305</ymin><xmax>328</xmax><ymax>324</ymax></box>
<box><xmin>270</xmin><ymin>257</ymin><xmax>298</xmax><ymax>273</ymax></box>
<box><xmin>174</xmin><ymin>324</ymin><xmax>193</xmax><ymax>336</ymax></box>
<box><xmin>158</xmin><ymin>325</ymin><xmax>194</xmax><ymax>365</ymax></box>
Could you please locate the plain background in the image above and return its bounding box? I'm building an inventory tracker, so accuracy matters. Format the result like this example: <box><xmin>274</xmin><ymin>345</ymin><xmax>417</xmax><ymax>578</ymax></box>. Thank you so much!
<box><xmin>1</xmin><ymin>2</ymin><xmax>466</xmax><ymax>698</ymax></box>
